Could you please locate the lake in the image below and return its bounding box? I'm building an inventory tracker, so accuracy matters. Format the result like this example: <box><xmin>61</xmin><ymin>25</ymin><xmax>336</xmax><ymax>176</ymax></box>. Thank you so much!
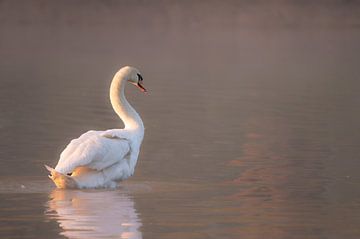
<box><xmin>0</xmin><ymin>1</ymin><xmax>359</xmax><ymax>238</ymax></box>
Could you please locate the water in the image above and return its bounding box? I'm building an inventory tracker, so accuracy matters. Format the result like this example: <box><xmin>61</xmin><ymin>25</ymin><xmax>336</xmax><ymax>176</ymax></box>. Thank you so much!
<box><xmin>0</xmin><ymin>1</ymin><xmax>360</xmax><ymax>238</ymax></box>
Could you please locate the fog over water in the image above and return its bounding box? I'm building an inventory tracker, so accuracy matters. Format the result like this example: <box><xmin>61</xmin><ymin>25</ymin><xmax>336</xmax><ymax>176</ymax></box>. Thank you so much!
<box><xmin>0</xmin><ymin>1</ymin><xmax>359</xmax><ymax>238</ymax></box>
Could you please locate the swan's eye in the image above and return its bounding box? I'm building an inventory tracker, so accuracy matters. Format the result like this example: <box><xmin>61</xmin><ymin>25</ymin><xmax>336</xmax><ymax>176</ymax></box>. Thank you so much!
<box><xmin>137</xmin><ymin>73</ymin><xmax>143</xmax><ymax>82</ymax></box>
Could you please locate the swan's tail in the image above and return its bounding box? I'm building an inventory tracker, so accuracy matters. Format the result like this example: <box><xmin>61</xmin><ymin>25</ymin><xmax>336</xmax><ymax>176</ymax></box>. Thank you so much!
<box><xmin>44</xmin><ymin>165</ymin><xmax>77</xmax><ymax>189</ymax></box>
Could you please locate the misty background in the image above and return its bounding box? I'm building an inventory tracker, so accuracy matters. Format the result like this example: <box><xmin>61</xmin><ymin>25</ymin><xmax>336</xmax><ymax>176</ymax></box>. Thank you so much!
<box><xmin>0</xmin><ymin>1</ymin><xmax>360</xmax><ymax>238</ymax></box>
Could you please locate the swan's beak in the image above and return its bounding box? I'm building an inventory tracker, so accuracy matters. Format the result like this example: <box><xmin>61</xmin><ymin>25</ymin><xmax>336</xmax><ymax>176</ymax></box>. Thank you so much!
<box><xmin>136</xmin><ymin>82</ymin><xmax>147</xmax><ymax>93</ymax></box>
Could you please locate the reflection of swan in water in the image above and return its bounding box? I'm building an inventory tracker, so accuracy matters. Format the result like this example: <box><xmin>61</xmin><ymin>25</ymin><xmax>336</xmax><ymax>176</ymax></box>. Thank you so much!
<box><xmin>45</xmin><ymin>190</ymin><xmax>142</xmax><ymax>239</ymax></box>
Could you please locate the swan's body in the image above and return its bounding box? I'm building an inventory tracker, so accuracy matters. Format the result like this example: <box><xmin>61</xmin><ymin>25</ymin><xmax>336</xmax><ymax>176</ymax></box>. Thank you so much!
<box><xmin>46</xmin><ymin>66</ymin><xmax>146</xmax><ymax>189</ymax></box>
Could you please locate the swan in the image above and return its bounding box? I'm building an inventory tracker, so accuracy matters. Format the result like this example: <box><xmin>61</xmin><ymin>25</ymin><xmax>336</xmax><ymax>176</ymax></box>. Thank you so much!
<box><xmin>45</xmin><ymin>66</ymin><xmax>146</xmax><ymax>189</ymax></box>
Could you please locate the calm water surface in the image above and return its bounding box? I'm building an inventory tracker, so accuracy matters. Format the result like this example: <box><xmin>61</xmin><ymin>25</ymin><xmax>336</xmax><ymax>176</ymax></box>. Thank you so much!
<box><xmin>0</xmin><ymin>1</ymin><xmax>360</xmax><ymax>238</ymax></box>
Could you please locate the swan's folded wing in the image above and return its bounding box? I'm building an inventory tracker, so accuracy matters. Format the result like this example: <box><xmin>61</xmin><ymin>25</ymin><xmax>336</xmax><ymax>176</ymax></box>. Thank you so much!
<box><xmin>55</xmin><ymin>131</ymin><xmax>130</xmax><ymax>174</ymax></box>
<box><xmin>101</xmin><ymin>129</ymin><xmax>129</xmax><ymax>139</ymax></box>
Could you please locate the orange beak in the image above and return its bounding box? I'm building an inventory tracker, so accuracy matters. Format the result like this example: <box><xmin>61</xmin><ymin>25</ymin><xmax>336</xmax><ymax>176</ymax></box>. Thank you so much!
<box><xmin>136</xmin><ymin>81</ymin><xmax>147</xmax><ymax>93</ymax></box>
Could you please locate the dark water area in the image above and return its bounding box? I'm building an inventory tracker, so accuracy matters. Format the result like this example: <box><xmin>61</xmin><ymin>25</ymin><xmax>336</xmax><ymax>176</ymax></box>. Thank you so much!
<box><xmin>0</xmin><ymin>1</ymin><xmax>360</xmax><ymax>238</ymax></box>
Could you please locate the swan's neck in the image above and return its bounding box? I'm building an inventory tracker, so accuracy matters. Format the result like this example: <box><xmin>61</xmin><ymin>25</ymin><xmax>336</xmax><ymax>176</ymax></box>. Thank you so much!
<box><xmin>110</xmin><ymin>72</ymin><xmax>144</xmax><ymax>136</ymax></box>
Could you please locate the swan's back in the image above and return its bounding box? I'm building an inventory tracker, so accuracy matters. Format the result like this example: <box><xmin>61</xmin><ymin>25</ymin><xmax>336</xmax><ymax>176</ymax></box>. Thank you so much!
<box><xmin>55</xmin><ymin>130</ymin><xmax>130</xmax><ymax>175</ymax></box>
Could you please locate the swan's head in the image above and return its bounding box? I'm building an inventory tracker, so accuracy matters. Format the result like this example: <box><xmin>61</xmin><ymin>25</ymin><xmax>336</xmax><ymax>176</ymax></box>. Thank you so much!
<box><xmin>119</xmin><ymin>66</ymin><xmax>147</xmax><ymax>93</ymax></box>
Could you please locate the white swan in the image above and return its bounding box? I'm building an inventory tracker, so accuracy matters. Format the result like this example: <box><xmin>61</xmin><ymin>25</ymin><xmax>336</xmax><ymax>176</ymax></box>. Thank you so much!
<box><xmin>45</xmin><ymin>66</ymin><xmax>146</xmax><ymax>189</ymax></box>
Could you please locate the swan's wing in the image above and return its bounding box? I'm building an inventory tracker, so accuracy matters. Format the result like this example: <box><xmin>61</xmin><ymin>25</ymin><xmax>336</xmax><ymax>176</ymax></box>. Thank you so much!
<box><xmin>55</xmin><ymin>130</ymin><xmax>130</xmax><ymax>174</ymax></box>
<box><xmin>101</xmin><ymin>129</ymin><xmax>129</xmax><ymax>139</ymax></box>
